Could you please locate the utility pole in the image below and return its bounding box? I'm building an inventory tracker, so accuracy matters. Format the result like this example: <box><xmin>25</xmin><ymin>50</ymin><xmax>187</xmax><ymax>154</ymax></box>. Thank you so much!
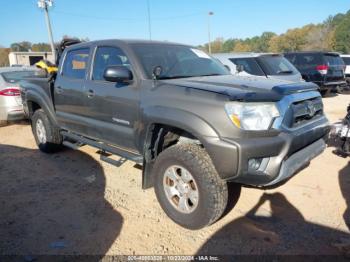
<box><xmin>207</xmin><ymin>11</ymin><xmax>214</xmax><ymax>54</ymax></box>
<box><xmin>147</xmin><ymin>0</ymin><xmax>152</xmax><ymax>40</ymax></box>
<box><xmin>38</xmin><ymin>0</ymin><xmax>56</xmax><ymax>60</ymax></box>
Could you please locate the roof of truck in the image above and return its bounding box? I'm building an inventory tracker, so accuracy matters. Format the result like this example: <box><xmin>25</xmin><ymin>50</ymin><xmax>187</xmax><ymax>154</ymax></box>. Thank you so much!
<box><xmin>66</xmin><ymin>39</ymin><xmax>193</xmax><ymax>50</ymax></box>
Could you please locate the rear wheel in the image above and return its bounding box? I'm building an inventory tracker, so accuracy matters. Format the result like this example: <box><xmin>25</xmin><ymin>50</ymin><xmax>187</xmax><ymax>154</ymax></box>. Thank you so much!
<box><xmin>153</xmin><ymin>143</ymin><xmax>228</xmax><ymax>230</ymax></box>
<box><xmin>32</xmin><ymin>109</ymin><xmax>62</xmax><ymax>153</ymax></box>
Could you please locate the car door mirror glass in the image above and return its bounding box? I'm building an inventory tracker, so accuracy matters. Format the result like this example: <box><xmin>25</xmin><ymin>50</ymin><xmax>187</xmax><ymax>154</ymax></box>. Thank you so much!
<box><xmin>103</xmin><ymin>66</ymin><xmax>133</xmax><ymax>83</ymax></box>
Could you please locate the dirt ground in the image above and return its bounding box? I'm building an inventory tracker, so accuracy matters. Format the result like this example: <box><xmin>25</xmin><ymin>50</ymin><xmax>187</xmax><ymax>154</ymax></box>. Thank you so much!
<box><xmin>0</xmin><ymin>94</ymin><xmax>350</xmax><ymax>256</ymax></box>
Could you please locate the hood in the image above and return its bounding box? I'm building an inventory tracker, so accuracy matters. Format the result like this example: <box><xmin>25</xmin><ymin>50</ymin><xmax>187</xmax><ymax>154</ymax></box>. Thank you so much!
<box><xmin>162</xmin><ymin>75</ymin><xmax>319</xmax><ymax>102</ymax></box>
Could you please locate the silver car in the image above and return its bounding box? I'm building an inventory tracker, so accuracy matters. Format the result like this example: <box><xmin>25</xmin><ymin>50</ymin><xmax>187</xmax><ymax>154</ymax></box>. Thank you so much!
<box><xmin>213</xmin><ymin>52</ymin><xmax>304</xmax><ymax>82</ymax></box>
<box><xmin>0</xmin><ymin>67</ymin><xmax>39</xmax><ymax>126</ymax></box>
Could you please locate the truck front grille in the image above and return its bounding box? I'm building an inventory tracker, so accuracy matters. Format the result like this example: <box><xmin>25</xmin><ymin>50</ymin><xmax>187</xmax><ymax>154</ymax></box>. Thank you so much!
<box><xmin>290</xmin><ymin>97</ymin><xmax>323</xmax><ymax>128</ymax></box>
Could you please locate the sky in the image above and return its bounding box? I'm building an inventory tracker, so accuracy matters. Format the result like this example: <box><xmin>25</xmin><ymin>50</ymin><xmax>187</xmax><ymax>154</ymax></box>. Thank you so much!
<box><xmin>0</xmin><ymin>0</ymin><xmax>349</xmax><ymax>47</ymax></box>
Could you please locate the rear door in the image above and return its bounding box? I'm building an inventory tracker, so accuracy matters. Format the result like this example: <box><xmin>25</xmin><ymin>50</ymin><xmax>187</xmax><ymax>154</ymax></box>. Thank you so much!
<box><xmin>83</xmin><ymin>45</ymin><xmax>140</xmax><ymax>151</ymax></box>
<box><xmin>54</xmin><ymin>47</ymin><xmax>92</xmax><ymax>135</ymax></box>
<box><xmin>323</xmin><ymin>53</ymin><xmax>345</xmax><ymax>83</ymax></box>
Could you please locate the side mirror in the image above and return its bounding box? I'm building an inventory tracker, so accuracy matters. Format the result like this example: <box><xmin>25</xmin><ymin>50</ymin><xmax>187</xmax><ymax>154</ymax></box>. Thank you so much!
<box><xmin>103</xmin><ymin>66</ymin><xmax>133</xmax><ymax>83</ymax></box>
<box><xmin>236</xmin><ymin>64</ymin><xmax>245</xmax><ymax>73</ymax></box>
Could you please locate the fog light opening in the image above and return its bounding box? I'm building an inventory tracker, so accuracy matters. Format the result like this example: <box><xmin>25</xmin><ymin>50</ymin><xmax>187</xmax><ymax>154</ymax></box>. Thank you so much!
<box><xmin>248</xmin><ymin>158</ymin><xmax>263</xmax><ymax>171</ymax></box>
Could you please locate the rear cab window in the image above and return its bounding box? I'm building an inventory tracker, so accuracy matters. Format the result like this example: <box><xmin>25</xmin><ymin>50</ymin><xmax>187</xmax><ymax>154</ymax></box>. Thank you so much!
<box><xmin>229</xmin><ymin>58</ymin><xmax>265</xmax><ymax>76</ymax></box>
<box><xmin>62</xmin><ymin>48</ymin><xmax>90</xmax><ymax>79</ymax></box>
<box><xmin>257</xmin><ymin>55</ymin><xmax>298</xmax><ymax>76</ymax></box>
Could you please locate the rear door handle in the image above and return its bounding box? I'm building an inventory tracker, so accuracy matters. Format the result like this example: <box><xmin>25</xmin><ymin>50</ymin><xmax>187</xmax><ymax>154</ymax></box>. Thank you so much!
<box><xmin>87</xmin><ymin>89</ymin><xmax>95</xmax><ymax>98</ymax></box>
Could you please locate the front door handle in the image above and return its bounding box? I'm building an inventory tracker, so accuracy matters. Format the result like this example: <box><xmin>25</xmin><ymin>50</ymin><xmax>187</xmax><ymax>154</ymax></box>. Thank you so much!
<box><xmin>87</xmin><ymin>89</ymin><xmax>95</xmax><ymax>98</ymax></box>
<box><xmin>56</xmin><ymin>86</ymin><xmax>63</xmax><ymax>94</ymax></box>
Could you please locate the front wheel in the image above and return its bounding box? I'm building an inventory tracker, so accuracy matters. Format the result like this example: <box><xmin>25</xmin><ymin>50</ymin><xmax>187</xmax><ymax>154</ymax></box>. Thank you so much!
<box><xmin>32</xmin><ymin>109</ymin><xmax>62</xmax><ymax>153</ymax></box>
<box><xmin>153</xmin><ymin>143</ymin><xmax>228</xmax><ymax>230</ymax></box>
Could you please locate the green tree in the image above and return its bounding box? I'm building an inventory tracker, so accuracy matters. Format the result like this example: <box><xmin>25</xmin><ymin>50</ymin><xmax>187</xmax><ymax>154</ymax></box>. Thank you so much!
<box><xmin>333</xmin><ymin>15</ymin><xmax>350</xmax><ymax>53</ymax></box>
<box><xmin>222</xmin><ymin>38</ymin><xmax>237</xmax><ymax>52</ymax></box>
<box><xmin>10</xmin><ymin>41</ymin><xmax>32</xmax><ymax>52</ymax></box>
<box><xmin>32</xmin><ymin>43</ymin><xmax>51</xmax><ymax>52</ymax></box>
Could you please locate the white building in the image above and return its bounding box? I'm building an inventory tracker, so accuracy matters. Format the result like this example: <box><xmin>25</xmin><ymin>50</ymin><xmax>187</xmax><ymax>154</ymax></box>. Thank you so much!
<box><xmin>8</xmin><ymin>51</ymin><xmax>54</xmax><ymax>66</ymax></box>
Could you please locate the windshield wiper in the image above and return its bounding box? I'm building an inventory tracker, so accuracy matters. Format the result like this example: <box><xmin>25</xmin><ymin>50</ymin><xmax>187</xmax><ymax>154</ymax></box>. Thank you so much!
<box><xmin>277</xmin><ymin>70</ymin><xmax>293</xmax><ymax>74</ymax></box>
<box><xmin>197</xmin><ymin>73</ymin><xmax>223</xmax><ymax>77</ymax></box>
<box><xmin>158</xmin><ymin>73</ymin><xmax>223</xmax><ymax>80</ymax></box>
<box><xmin>158</xmin><ymin>75</ymin><xmax>195</xmax><ymax>80</ymax></box>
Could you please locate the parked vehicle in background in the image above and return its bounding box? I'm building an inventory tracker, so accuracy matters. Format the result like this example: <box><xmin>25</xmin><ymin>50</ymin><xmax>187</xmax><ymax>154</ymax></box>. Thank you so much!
<box><xmin>340</xmin><ymin>55</ymin><xmax>350</xmax><ymax>87</ymax></box>
<box><xmin>213</xmin><ymin>53</ymin><xmax>303</xmax><ymax>82</ymax></box>
<box><xmin>21</xmin><ymin>39</ymin><xmax>329</xmax><ymax>229</ymax></box>
<box><xmin>0</xmin><ymin>67</ymin><xmax>39</xmax><ymax>126</ymax></box>
<box><xmin>330</xmin><ymin>103</ymin><xmax>350</xmax><ymax>157</ymax></box>
<box><xmin>284</xmin><ymin>52</ymin><xmax>347</xmax><ymax>95</ymax></box>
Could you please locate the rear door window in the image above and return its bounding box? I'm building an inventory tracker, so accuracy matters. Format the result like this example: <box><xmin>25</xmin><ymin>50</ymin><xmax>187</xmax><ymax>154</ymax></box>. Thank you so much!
<box><xmin>229</xmin><ymin>58</ymin><xmax>265</xmax><ymax>76</ymax></box>
<box><xmin>62</xmin><ymin>48</ymin><xmax>90</xmax><ymax>79</ymax></box>
<box><xmin>258</xmin><ymin>55</ymin><xmax>298</xmax><ymax>75</ymax></box>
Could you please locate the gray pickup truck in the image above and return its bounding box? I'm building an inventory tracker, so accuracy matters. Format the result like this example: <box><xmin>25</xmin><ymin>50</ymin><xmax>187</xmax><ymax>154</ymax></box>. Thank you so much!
<box><xmin>21</xmin><ymin>39</ymin><xmax>329</xmax><ymax>229</ymax></box>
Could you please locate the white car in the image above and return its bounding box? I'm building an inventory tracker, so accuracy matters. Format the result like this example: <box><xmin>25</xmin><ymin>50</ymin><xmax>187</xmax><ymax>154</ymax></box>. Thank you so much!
<box><xmin>340</xmin><ymin>55</ymin><xmax>350</xmax><ymax>86</ymax></box>
<box><xmin>213</xmin><ymin>53</ymin><xmax>303</xmax><ymax>83</ymax></box>
<box><xmin>0</xmin><ymin>67</ymin><xmax>39</xmax><ymax>126</ymax></box>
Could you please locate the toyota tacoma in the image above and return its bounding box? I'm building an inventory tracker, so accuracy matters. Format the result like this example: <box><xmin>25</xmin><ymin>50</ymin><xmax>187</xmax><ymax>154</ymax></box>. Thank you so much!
<box><xmin>21</xmin><ymin>39</ymin><xmax>330</xmax><ymax>229</ymax></box>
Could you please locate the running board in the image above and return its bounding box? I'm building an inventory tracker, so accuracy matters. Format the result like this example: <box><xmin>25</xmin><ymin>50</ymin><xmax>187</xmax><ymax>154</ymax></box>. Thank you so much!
<box><xmin>100</xmin><ymin>154</ymin><xmax>127</xmax><ymax>167</ymax></box>
<box><xmin>62</xmin><ymin>140</ymin><xmax>83</xmax><ymax>150</ymax></box>
<box><xmin>60</xmin><ymin>131</ymin><xmax>143</xmax><ymax>165</ymax></box>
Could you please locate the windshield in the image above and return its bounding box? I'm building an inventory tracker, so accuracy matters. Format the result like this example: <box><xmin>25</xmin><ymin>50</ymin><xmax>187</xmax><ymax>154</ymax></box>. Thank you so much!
<box><xmin>258</xmin><ymin>55</ymin><xmax>299</xmax><ymax>75</ymax></box>
<box><xmin>131</xmin><ymin>44</ymin><xmax>229</xmax><ymax>79</ymax></box>
<box><xmin>1</xmin><ymin>70</ymin><xmax>39</xmax><ymax>83</ymax></box>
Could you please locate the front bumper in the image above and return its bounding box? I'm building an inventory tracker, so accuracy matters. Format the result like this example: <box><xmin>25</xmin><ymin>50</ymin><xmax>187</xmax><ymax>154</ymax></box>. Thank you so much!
<box><xmin>204</xmin><ymin>116</ymin><xmax>329</xmax><ymax>187</ymax></box>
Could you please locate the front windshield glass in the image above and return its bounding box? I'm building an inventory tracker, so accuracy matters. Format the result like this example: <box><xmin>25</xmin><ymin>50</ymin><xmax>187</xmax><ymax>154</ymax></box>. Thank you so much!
<box><xmin>258</xmin><ymin>55</ymin><xmax>299</xmax><ymax>76</ymax></box>
<box><xmin>131</xmin><ymin>43</ymin><xmax>229</xmax><ymax>79</ymax></box>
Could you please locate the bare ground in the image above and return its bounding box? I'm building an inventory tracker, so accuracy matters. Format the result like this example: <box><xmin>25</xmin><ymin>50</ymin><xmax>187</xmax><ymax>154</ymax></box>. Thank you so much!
<box><xmin>0</xmin><ymin>94</ymin><xmax>349</xmax><ymax>256</ymax></box>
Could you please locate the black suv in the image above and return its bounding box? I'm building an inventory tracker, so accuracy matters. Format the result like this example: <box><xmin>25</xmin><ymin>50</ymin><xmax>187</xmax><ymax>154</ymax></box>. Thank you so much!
<box><xmin>284</xmin><ymin>52</ymin><xmax>346</xmax><ymax>95</ymax></box>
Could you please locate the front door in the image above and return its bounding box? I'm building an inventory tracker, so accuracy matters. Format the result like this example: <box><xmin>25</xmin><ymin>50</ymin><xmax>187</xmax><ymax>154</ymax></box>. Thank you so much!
<box><xmin>83</xmin><ymin>45</ymin><xmax>140</xmax><ymax>152</ymax></box>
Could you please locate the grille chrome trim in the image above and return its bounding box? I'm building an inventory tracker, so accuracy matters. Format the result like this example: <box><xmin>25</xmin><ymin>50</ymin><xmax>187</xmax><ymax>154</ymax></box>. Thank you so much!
<box><xmin>272</xmin><ymin>91</ymin><xmax>326</xmax><ymax>131</ymax></box>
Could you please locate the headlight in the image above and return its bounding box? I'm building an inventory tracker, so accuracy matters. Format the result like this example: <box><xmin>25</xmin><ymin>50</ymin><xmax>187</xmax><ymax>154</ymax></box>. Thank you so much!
<box><xmin>225</xmin><ymin>102</ymin><xmax>280</xmax><ymax>130</ymax></box>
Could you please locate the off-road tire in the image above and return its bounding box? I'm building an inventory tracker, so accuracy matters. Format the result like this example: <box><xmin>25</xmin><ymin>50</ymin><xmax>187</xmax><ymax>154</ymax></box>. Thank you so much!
<box><xmin>32</xmin><ymin>109</ymin><xmax>62</xmax><ymax>153</ymax></box>
<box><xmin>153</xmin><ymin>143</ymin><xmax>228</xmax><ymax>230</ymax></box>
